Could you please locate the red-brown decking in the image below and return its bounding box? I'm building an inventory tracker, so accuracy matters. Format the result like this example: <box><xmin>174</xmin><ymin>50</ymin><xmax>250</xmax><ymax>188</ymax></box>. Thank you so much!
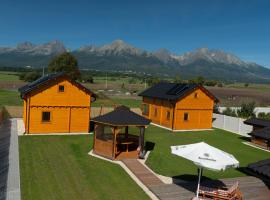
<box><xmin>122</xmin><ymin>159</ymin><xmax>270</xmax><ymax>200</ymax></box>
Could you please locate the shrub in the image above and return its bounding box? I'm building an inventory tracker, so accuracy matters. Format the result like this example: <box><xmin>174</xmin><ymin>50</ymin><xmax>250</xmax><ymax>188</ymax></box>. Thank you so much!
<box><xmin>222</xmin><ymin>107</ymin><xmax>237</xmax><ymax>117</ymax></box>
<box><xmin>258</xmin><ymin>112</ymin><xmax>270</xmax><ymax>120</ymax></box>
<box><xmin>237</xmin><ymin>102</ymin><xmax>256</xmax><ymax>119</ymax></box>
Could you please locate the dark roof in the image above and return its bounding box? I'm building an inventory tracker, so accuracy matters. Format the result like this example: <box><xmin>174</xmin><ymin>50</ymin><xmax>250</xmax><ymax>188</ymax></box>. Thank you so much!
<box><xmin>18</xmin><ymin>72</ymin><xmax>96</xmax><ymax>99</ymax></box>
<box><xmin>138</xmin><ymin>82</ymin><xmax>218</xmax><ymax>102</ymax></box>
<box><xmin>248</xmin><ymin>159</ymin><xmax>270</xmax><ymax>178</ymax></box>
<box><xmin>244</xmin><ymin>118</ymin><xmax>270</xmax><ymax>128</ymax></box>
<box><xmin>91</xmin><ymin>106</ymin><xmax>151</xmax><ymax>126</ymax></box>
<box><xmin>249</xmin><ymin>127</ymin><xmax>270</xmax><ymax>141</ymax></box>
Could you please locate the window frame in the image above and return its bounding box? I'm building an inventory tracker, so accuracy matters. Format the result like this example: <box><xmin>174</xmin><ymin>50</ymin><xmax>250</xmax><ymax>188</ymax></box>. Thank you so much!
<box><xmin>154</xmin><ymin>107</ymin><xmax>158</xmax><ymax>117</ymax></box>
<box><xmin>183</xmin><ymin>112</ymin><xmax>189</xmax><ymax>121</ymax></box>
<box><xmin>58</xmin><ymin>85</ymin><xmax>65</xmax><ymax>92</ymax></box>
<box><xmin>42</xmin><ymin>111</ymin><xmax>51</xmax><ymax>122</ymax></box>
<box><xmin>142</xmin><ymin>104</ymin><xmax>149</xmax><ymax>116</ymax></box>
<box><xmin>166</xmin><ymin>110</ymin><xmax>170</xmax><ymax>120</ymax></box>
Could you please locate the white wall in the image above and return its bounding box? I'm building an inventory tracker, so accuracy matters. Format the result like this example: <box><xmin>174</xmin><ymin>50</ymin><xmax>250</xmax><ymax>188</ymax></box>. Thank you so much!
<box><xmin>212</xmin><ymin>113</ymin><xmax>253</xmax><ymax>137</ymax></box>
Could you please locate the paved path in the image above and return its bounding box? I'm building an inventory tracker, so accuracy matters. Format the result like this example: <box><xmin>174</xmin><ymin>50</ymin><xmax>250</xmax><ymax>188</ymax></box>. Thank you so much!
<box><xmin>123</xmin><ymin>159</ymin><xmax>270</xmax><ymax>200</ymax></box>
<box><xmin>0</xmin><ymin>119</ymin><xmax>21</xmax><ymax>200</ymax></box>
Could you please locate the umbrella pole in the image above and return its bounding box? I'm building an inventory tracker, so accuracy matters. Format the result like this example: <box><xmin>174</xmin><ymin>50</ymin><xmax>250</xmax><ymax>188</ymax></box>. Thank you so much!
<box><xmin>196</xmin><ymin>167</ymin><xmax>202</xmax><ymax>197</ymax></box>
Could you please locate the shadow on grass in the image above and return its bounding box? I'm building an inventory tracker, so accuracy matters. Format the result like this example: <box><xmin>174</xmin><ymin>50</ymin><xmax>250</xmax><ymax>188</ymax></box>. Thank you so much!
<box><xmin>238</xmin><ymin>136</ymin><xmax>250</xmax><ymax>142</ymax></box>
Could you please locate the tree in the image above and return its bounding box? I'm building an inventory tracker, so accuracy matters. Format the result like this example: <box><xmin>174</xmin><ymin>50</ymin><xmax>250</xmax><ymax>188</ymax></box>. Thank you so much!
<box><xmin>237</xmin><ymin>102</ymin><xmax>256</xmax><ymax>118</ymax></box>
<box><xmin>244</xmin><ymin>83</ymin><xmax>249</xmax><ymax>88</ymax></box>
<box><xmin>173</xmin><ymin>75</ymin><xmax>182</xmax><ymax>83</ymax></box>
<box><xmin>195</xmin><ymin>76</ymin><xmax>205</xmax><ymax>85</ymax></box>
<box><xmin>20</xmin><ymin>71</ymin><xmax>41</xmax><ymax>82</ymax></box>
<box><xmin>48</xmin><ymin>52</ymin><xmax>80</xmax><ymax>80</ymax></box>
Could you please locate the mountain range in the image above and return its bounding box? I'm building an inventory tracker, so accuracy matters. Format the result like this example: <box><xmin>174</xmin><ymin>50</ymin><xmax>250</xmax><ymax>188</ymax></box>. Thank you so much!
<box><xmin>0</xmin><ymin>40</ymin><xmax>270</xmax><ymax>83</ymax></box>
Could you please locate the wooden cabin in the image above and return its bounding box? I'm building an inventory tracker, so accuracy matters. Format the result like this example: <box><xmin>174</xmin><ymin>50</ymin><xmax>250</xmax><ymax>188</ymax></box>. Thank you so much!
<box><xmin>244</xmin><ymin>118</ymin><xmax>270</xmax><ymax>150</ymax></box>
<box><xmin>19</xmin><ymin>73</ymin><xmax>96</xmax><ymax>134</ymax></box>
<box><xmin>91</xmin><ymin>106</ymin><xmax>151</xmax><ymax>160</ymax></box>
<box><xmin>138</xmin><ymin>83</ymin><xmax>218</xmax><ymax>131</ymax></box>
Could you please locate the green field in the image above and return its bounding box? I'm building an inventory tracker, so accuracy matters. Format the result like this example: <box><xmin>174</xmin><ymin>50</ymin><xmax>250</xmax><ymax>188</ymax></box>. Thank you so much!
<box><xmin>0</xmin><ymin>89</ymin><xmax>22</xmax><ymax>106</ymax></box>
<box><xmin>19</xmin><ymin>135</ymin><xmax>149</xmax><ymax>200</ymax></box>
<box><xmin>226</xmin><ymin>83</ymin><xmax>270</xmax><ymax>92</ymax></box>
<box><xmin>92</xmin><ymin>97</ymin><xmax>141</xmax><ymax>108</ymax></box>
<box><xmin>0</xmin><ymin>71</ymin><xmax>20</xmax><ymax>81</ymax></box>
<box><xmin>143</xmin><ymin>125</ymin><xmax>270</xmax><ymax>180</ymax></box>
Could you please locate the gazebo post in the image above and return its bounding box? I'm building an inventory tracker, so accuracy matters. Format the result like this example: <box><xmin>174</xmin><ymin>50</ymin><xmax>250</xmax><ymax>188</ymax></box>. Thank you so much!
<box><xmin>125</xmin><ymin>126</ymin><xmax>128</xmax><ymax>139</ymax></box>
<box><xmin>139</xmin><ymin>126</ymin><xmax>145</xmax><ymax>159</ymax></box>
<box><xmin>112</xmin><ymin>126</ymin><xmax>116</xmax><ymax>159</ymax></box>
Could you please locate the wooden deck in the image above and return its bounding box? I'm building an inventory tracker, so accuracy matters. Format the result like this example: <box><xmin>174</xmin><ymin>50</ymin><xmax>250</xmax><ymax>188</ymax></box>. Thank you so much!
<box><xmin>122</xmin><ymin>159</ymin><xmax>270</xmax><ymax>200</ymax></box>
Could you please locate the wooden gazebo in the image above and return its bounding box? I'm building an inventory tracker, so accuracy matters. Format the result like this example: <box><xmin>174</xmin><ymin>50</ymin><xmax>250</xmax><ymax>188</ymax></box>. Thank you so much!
<box><xmin>91</xmin><ymin>106</ymin><xmax>151</xmax><ymax>160</ymax></box>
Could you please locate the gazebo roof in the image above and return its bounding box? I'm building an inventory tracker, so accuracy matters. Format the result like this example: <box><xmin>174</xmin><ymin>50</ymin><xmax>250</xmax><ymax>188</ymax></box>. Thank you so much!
<box><xmin>91</xmin><ymin>106</ymin><xmax>151</xmax><ymax>126</ymax></box>
<box><xmin>248</xmin><ymin>159</ymin><xmax>270</xmax><ymax>178</ymax></box>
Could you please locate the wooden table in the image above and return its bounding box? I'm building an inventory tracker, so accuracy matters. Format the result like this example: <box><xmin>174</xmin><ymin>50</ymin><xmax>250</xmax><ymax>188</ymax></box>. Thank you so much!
<box><xmin>121</xmin><ymin>141</ymin><xmax>133</xmax><ymax>152</ymax></box>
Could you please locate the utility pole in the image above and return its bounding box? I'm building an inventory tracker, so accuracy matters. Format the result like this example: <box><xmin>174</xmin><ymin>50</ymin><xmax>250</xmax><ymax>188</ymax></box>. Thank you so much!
<box><xmin>42</xmin><ymin>66</ymin><xmax>45</xmax><ymax>77</ymax></box>
<box><xmin>105</xmin><ymin>72</ymin><xmax>108</xmax><ymax>89</ymax></box>
<box><xmin>144</xmin><ymin>78</ymin><xmax>147</xmax><ymax>89</ymax></box>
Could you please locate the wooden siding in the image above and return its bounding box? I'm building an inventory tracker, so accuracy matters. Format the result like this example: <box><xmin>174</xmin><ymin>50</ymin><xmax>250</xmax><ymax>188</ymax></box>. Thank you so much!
<box><xmin>142</xmin><ymin>88</ymin><xmax>214</xmax><ymax>130</ymax></box>
<box><xmin>142</xmin><ymin>97</ymin><xmax>174</xmax><ymax>129</ymax></box>
<box><xmin>23</xmin><ymin>77</ymin><xmax>92</xmax><ymax>134</ymax></box>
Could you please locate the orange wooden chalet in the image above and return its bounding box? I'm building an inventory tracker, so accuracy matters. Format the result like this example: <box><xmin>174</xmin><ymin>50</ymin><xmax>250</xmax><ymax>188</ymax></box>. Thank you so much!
<box><xmin>19</xmin><ymin>73</ymin><xmax>96</xmax><ymax>134</ymax></box>
<box><xmin>139</xmin><ymin>82</ymin><xmax>218</xmax><ymax>131</ymax></box>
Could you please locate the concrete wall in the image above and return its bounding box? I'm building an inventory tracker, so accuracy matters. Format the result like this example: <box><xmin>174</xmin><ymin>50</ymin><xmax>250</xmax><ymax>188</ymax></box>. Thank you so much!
<box><xmin>212</xmin><ymin>113</ymin><xmax>253</xmax><ymax>137</ymax></box>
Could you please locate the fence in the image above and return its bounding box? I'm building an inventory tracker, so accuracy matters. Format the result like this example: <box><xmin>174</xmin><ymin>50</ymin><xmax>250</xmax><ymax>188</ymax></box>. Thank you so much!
<box><xmin>212</xmin><ymin>113</ymin><xmax>253</xmax><ymax>137</ymax></box>
<box><xmin>218</xmin><ymin>107</ymin><xmax>270</xmax><ymax>116</ymax></box>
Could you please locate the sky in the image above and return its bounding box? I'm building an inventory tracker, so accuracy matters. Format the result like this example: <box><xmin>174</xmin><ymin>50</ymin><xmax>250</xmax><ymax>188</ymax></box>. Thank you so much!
<box><xmin>0</xmin><ymin>0</ymin><xmax>270</xmax><ymax>67</ymax></box>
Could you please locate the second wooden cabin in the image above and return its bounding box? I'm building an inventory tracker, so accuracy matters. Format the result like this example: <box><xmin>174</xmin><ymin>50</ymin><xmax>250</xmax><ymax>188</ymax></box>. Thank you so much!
<box><xmin>139</xmin><ymin>82</ymin><xmax>218</xmax><ymax>131</ymax></box>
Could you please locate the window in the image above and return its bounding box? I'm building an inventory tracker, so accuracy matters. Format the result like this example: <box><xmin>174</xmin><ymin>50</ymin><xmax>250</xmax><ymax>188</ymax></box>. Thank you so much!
<box><xmin>142</xmin><ymin>104</ymin><xmax>149</xmax><ymax>116</ymax></box>
<box><xmin>194</xmin><ymin>93</ymin><xmax>198</xmax><ymax>98</ymax></box>
<box><xmin>42</xmin><ymin>111</ymin><xmax>51</xmax><ymax>122</ymax></box>
<box><xmin>184</xmin><ymin>112</ymin><xmax>189</xmax><ymax>121</ymax></box>
<box><xmin>166</xmin><ymin>111</ymin><xmax>170</xmax><ymax>120</ymax></box>
<box><xmin>58</xmin><ymin>85</ymin><xmax>65</xmax><ymax>92</ymax></box>
<box><xmin>154</xmin><ymin>107</ymin><xmax>158</xmax><ymax>117</ymax></box>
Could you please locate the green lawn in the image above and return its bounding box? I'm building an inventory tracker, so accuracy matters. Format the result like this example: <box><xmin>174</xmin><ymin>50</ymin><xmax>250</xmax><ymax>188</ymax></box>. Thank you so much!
<box><xmin>143</xmin><ymin>125</ymin><xmax>270</xmax><ymax>180</ymax></box>
<box><xmin>0</xmin><ymin>71</ymin><xmax>20</xmax><ymax>81</ymax></box>
<box><xmin>92</xmin><ymin>97</ymin><xmax>141</xmax><ymax>108</ymax></box>
<box><xmin>0</xmin><ymin>89</ymin><xmax>23</xmax><ymax>106</ymax></box>
<box><xmin>19</xmin><ymin>135</ymin><xmax>150</xmax><ymax>200</ymax></box>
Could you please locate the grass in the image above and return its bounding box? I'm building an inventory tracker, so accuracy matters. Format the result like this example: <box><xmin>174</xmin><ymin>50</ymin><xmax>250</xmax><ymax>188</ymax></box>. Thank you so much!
<box><xmin>0</xmin><ymin>71</ymin><xmax>20</xmax><ymax>81</ymax></box>
<box><xmin>143</xmin><ymin>125</ymin><xmax>270</xmax><ymax>180</ymax></box>
<box><xmin>19</xmin><ymin>135</ymin><xmax>150</xmax><ymax>200</ymax></box>
<box><xmin>0</xmin><ymin>89</ymin><xmax>23</xmax><ymax>106</ymax></box>
<box><xmin>92</xmin><ymin>97</ymin><xmax>141</xmax><ymax>108</ymax></box>
<box><xmin>226</xmin><ymin>83</ymin><xmax>270</xmax><ymax>92</ymax></box>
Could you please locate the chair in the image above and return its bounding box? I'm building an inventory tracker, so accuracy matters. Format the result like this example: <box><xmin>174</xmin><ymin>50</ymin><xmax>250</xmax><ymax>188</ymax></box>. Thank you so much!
<box><xmin>199</xmin><ymin>181</ymin><xmax>243</xmax><ymax>200</ymax></box>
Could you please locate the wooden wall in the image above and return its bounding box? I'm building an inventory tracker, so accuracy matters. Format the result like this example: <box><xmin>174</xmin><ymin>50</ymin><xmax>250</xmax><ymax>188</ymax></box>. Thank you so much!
<box><xmin>142</xmin><ymin>97</ymin><xmax>174</xmax><ymax>129</ymax></box>
<box><xmin>174</xmin><ymin>88</ymin><xmax>214</xmax><ymax>130</ymax></box>
<box><xmin>142</xmin><ymin>87</ymin><xmax>215</xmax><ymax>130</ymax></box>
<box><xmin>24</xmin><ymin>78</ymin><xmax>92</xmax><ymax>134</ymax></box>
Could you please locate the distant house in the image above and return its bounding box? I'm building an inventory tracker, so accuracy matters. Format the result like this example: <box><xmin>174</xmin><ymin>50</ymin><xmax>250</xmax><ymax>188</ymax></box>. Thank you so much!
<box><xmin>138</xmin><ymin>83</ymin><xmax>218</xmax><ymax>131</ymax></box>
<box><xmin>244</xmin><ymin>118</ymin><xmax>270</xmax><ymax>150</ymax></box>
<box><xmin>19</xmin><ymin>73</ymin><xmax>96</xmax><ymax>134</ymax></box>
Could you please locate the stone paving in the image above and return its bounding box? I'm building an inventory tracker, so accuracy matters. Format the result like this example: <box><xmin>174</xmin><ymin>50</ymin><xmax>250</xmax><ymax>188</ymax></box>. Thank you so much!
<box><xmin>122</xmin><ymin>158</ymin><xmax>270</xmax><ymax>200</ymax></box>
<box><xmin>0</xmin><ymin>119</ymin><xmax>21</xmax><ymax>200</ymax></box>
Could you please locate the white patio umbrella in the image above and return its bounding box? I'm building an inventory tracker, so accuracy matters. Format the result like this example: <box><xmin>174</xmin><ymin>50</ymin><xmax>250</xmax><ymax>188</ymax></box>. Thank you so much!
<box><xmin>171</xmin><ymin>142</ymin><xmax>239</xmax><ymax>197</ymax></box>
